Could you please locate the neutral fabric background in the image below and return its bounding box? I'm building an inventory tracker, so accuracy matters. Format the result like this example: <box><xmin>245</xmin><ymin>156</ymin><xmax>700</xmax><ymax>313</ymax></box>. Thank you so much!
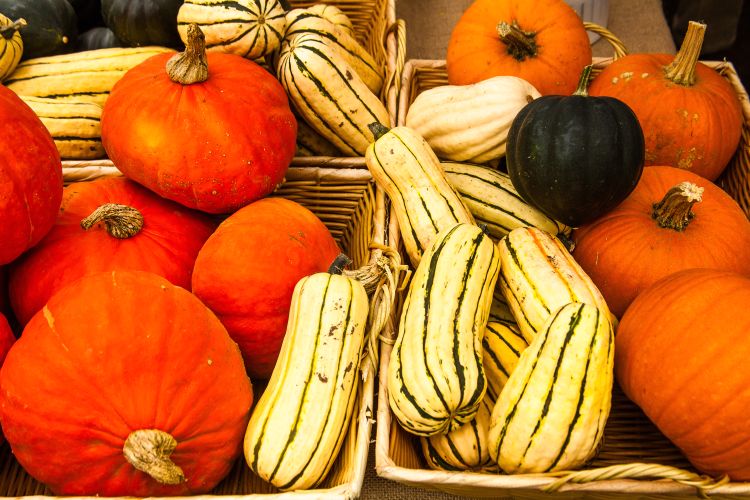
<box><xmin>361</xmin><ymin>1</ymin><xmax>675</xmax><ymax>498</ymax></box>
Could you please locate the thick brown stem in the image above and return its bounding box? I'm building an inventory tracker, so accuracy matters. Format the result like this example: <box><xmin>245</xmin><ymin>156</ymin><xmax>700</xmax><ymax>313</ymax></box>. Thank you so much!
<box><xmin>652</xmin><ymin>182</ymin><xmax>704</xmax><ymax>231</ymax></box>
<box><xmin>166</xmin><ymin>24</ymin><xmax>208</xmax><ymax>84</ymax></box>
<box><xmin>0</xmin><ymin>18</ymin><xmax>27</xmax><ymax>40</ymax></box>
<box><xmin>664</xmin><ymin>21</ymin><xmax>706</xmax><ymax>86</ymax></box>
<box><xmin>80</xmin><ymin>203</ymin><xmax>144</xmax><ymax>239</ymax></box>
<box><xmin>123</xmin><ymin>429</ymin><xmax>186</xmax><ymax>485</ymax></box>
<box><xmin>573</xmin><ymin>65</ymin><xmax>594</xmax><ymax>97</ymax></box>
<box><xmin>368</xmin><ymin>122</ymin><xmax>390</xmax><ymax>140</ymax></box>
<box><xmin>497</xmin><ymin>21</ymin><xmax>537</xmax><ymax>61</ymax></box>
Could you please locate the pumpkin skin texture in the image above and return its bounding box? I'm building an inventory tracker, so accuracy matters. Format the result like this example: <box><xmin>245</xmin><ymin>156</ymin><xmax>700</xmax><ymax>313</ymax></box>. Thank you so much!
<box><xmin>101</xmin><ymin>0</ymin><xmax>183</xmax><ymax>48</ymax></box>
<box><xmin>192</xmin><ymin>197</ymin><xmax>340</xmax><ymax>379</ymax></box>
<box><xmin>0</xmin><ymin>270</ymin><xmax>253</xmax><ymax>496</ymax></box>
<box><xmin>446</xmin><ymin>0</ymin><xmax>592</xmax><ymax>96</ymax></box>
<box><xmin>0</xmin><ymin>85</ymin><xmax>63</xmax><ymax>265</ymax></box>
<box><xmin>616</xmin><ymin>269</ymin><xmax>750</xmax><ymax>480</ymax></box>
<box><xmin>573</xmin><ymin>166</ymin><xmax>750</xmax><ymax>318</ymax></box>
<box><xmin>8</xmin><ymin>177</ymin><xmax>216</xmax><ymax>326</ymax></box>
<box><xmin>588</xmin><ymin>22</ymin><xmax>742</xmax><ymax>181</ymax></box>
<box><xmin>506</xmin><ymin>66</ymin><xmax>645</xmax><ymax>227</ymax></box>
<box><xmin>101</xmin><ymin>27</ymin><xmax>297</xmax><ymax>214</ymax></box>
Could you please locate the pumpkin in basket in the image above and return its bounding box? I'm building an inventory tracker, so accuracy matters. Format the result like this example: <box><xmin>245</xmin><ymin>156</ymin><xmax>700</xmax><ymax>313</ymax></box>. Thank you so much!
<box><xmin>101</xmin><ymin>24</ymin><xmax>297</xmax><ymax>214</ymax></box>
<box><xmin>446</xmin><ymin>0</ymin><xmax>592</xmax><ymax>95</ymax></box>
<box><xmin>616</xmin><ymin>268</ymin><xmax>750</xmax><ymax>480</ymax></box>
<box><xmin>0</xmin><ymin>85</ymin><xmax>62</xmax><ymax>265</ymax></box>
<box><xmin>192</xmin><ymin>197</ymin><xmax>340</xmax><ymax>379</ymax></box>
<box><xmin>572</xmin><ymin>165</ymin><xmax>750</xmax><ymax>318</ymax></box>
<box><xmin>0</xmin><ymin>270</ymin><xmax>253</xmax><ymax>496</ymax></box>
<box><xmin>588</xmin><ymin>21</ymin><xmax>743</xmax><ymax>181</ymax></box>
<box><xmin>8</xmin><ymin>176</ymin><xmax>216</xmax><ymax>326</ymax></box>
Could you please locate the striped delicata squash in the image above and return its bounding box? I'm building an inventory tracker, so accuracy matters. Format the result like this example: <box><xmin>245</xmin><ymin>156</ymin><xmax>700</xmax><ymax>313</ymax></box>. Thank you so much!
<box><xmin>0</xmin><ymin>15</ymin><xmax>25</xmax><ymax>82</ymax></box>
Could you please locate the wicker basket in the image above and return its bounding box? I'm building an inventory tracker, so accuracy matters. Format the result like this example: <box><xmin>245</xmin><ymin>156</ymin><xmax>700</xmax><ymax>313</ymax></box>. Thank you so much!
<box><xmin>375</xmin><ymin>58</ymin><xmax>750</xmax><ymax>498</ymax></box>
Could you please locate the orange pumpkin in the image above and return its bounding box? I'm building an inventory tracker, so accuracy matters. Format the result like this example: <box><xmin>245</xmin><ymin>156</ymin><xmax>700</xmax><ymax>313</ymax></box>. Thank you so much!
<box><xmin>192</xmin><ymin>197</ymin><xmax>340</xmax><ymax>379</ymax></box>
<box><xmin>8</xmin><ymin>177</ymin><xmax>216</xmax><ymax>326</ymax></box>
<box><xmin>101</xmin><ymin>24</ymin><xmax>297</xmax><ymax>214</ymax></box>
<box><xmin>573</xmin><ymin>166</ymin><xmax>750</xmax><ymax>317</ymax></box>
<box><xmin>588</xmin><ymin>21</ymin><xmax>742</xmax><ymax>181</ymax></box>
<box><xmin>446</xmin><ymin>0</ymin><xmax>592</xmax><ymax>95</ymax></box>
<box><xmin>0</xmin><ymin>271</ymin><xmax>253</xmax><ymax>496</ymax></box>
<box><xmin>616</xmin><ymin>268</ymin><xmax>750</xmax><ymax>480</ymax></box>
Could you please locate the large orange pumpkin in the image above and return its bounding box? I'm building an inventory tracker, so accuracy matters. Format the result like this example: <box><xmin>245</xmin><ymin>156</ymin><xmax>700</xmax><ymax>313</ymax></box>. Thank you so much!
<box><xmin>101</xmin><ymin>24</ymin><xmax>297</xmax><ymax>214</ymax></box>
<box><xmin>192</xmin><ymin>197</ymin><xmax>340</xmax><ymax>379</ymax></box>
<box><xmin>588</xmin><ymin>21</ymin><xmax>742</xmax><ymax>181</ymax></box>
<box><xmin>616</xmin><ymin>268</ymin><xmax>750</xmax><ymax>480</ymax></box>
<box><xmin>8</xmin><ymin>177</ymin><xmax>216</xmax><ymax>325</ymax></box>
<box><xmin>0</xmin><ymin>85</ymin><xmax>62</xmax><ymax>265</ymax></box>
<box><xmin>573</xmin><ymin>166</ymin><xmax>750</xmax><ymax>318</ymax></box>
<box><xmin>446</xmin><ymin>0</ymin><xmax>592</xmax><ymax>95</ymax></box>
<box><xmin>0</xmin><ymin>271</ymin><xmax>253</xmax><ymax>496</ymax></box>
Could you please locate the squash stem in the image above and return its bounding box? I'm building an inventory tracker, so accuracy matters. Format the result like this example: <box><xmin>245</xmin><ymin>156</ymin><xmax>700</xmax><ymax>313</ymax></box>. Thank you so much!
<box><xmin>123</xmin><ymin>429</ymin><xmax>186</xmax><ymax>485</ymax></box>
<box><xmin>652</xmin><ymin>182</ymin><xmax>704</xmax><ymax>231</ymax></box>
<box><xmin>328</xmin><ymin>253</ymin><xmax>353</xmax><ymax>275</ymax></box>
<box><xmin>166</xmin><ymin>24</ymin><xmax>209</xmax><ymax>85</ymax></box>
<box><xmin>368</xmin><ymin>122</ymin><xmax>390</xmax><ymax>141</ymax></box>
<box><xmin>80</xmin><ymin>203</ymin><xmax>144</xmax><ymax>239</ymax></box>
<box><xmin>497</xmin><ymin>21</ymin><xmax>537</xmax><ymax>61</ymax></box>
<box><xmin>573</xmin><ymin>65</ymin><xmax>594</xmax><ymax>96</ymax></box>
<box><xmin>0</xmin><ymin>18</ymin><xmax>26</xmax><ymax>40</ymax></box>
<box><xmin>664</xmin><ymin>21</ymin><xmax>706</xmax><ymax>86</ymax></box>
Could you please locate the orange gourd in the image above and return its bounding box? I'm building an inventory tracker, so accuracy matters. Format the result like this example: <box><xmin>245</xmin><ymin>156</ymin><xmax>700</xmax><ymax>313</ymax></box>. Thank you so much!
<box><xmin>0</xmin><ymin>271</ymin><xmax>253</xmax><ymax>496</ymax></box>
<box><xmin>446</xmin><ymin>0</ymin><xmax>592</xmax><ymax>96</ymax></box>
<box><xmin>616</xmin><ymin>268</ymin><xmax>750</xmax><ymax>480</ymax></box>
<box><xmin>573</xmin><ymin>166</ymin><xmax>750</xmax><ymax>317</ymax></box>
<box><xmin>588</xmin><ymin>21</ymin><xmax>742</xmax><ymax>181</ymax></box>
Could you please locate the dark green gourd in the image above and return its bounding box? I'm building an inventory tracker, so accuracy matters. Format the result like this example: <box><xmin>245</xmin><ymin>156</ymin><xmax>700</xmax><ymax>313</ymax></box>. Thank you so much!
<box><xmin>0</xmin><ymin>0</ymin><xmax>77</xmax><ymax>58</ymax></box>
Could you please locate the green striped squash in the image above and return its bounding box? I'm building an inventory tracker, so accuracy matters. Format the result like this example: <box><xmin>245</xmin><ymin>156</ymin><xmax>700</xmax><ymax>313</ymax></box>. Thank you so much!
<box><xmin>443</xmin><ymin>162</ymin><xmax>570</xmax><ymax>241</ymax></box>
<box><xmin>306</xmin><ymin>4</ymin><xmax>355</xmax><ymax>35</ymax></box>
<box><xmin>498</xmin><ymin>227</ymin><xmax>612</xmax><ymax>343</ymax></box>
<box><xmin>387</xmin><ymin>223</ymin><xmax>500</xmax><ymax>436</ymax></box>
<box><xmin>365</xmin><ymin>126</ymin><xmax>475</xmax><ymax>268</ymax></box>
<box><xmin>0</xmin><ymin>15</ymin><xmax>24</xmax><ymax>82</ymax></box>
<box><xmin>488</xmin><ymin>302</ymin><xmax>614</xmax><ymax>473</ymax></box>
<box><xmin>243</xmin><ymin>271</ymin><xmax>368</xmax><ymax>491</ymax></box>
<box><xmin>5</xmin><ymin>46</ymin><xmax>174</xmax><ymax>106</ymax></box>
<box><xmin>483</xmin><ymin>321</ymin><xmax>527</xmax><ymax>401</ymax></box>
<box><xmin>285</xmin><ymin>8</ymin><xmax>383</xmax><ymax>94</ymax></box>
<box><xmin>177</xmin><ymin>0</ymin><xmax>286</xmax><ymax>60</ymax></box>
<box><xmin>421</xmin><ymin>395</ymin><xmax>495</xmax><ymax>471</ymax></box>
<box><xmin>20</xmin><ymin>96</ymin><xmax>104</xmax><ymax>160</ymax></box>
<box><xmin>276</xmin><ymin>32</ymin><xmax>389</xmax><ymax>156</ymax></box>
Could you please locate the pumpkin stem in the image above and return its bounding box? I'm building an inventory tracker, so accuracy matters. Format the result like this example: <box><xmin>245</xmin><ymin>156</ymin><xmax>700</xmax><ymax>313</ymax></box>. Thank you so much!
<box><xmin>573</xmin><ymin>65</ymin><xmax>594</xmax><ymax>97</ymax></box>
<box><xmin>123</xmin><ymin>429</ymin><xmax>186</xmax><ymax>485</ymax></box>
<box><xmin>497</xmin><ymin>21</ymin><xmax>537</xmax><ymax>61</ymax></box>
<box><xmin>652</xmin><ymin>182</ymin><xmax>704</xmax><ymax>231</ymax></box>
<box><xmin>80</xmin><ymin>203</ymin><xmax>144</xmax><ymax>239</ymax></box>
<box><xmin>328</xmin><ymin>253</ymin><xmax>353</xmax><ymax>275</ymax></box>
<box><xmin>664</xmin><ymin>21</ymin><xmax>706</xmax><ymax>86</ymax></box>
<box><xmin>368</xmin><ymin>122</ymin><xmax>390</xmax><ymax>141</ymax></box>
<box><xmin>0</xmin><ymin>18</ymin><xmax>27</xmax><ymax>39</ymax></box>
<box><xmin>167</xmin><ymin>23</ymin><xmax>209</xmax><ymax>85</ymax></box>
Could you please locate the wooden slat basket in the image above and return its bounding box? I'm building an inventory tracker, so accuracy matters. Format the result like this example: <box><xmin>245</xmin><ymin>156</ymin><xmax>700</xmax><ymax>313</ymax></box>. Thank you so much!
<box><xmin>375</xmin><ymin>54</ymin><xmax>750</xmax><ymax>499</ymax></box>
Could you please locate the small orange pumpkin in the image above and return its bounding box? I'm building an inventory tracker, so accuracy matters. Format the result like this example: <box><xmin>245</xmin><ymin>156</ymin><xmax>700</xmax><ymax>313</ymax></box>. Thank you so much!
<box><xmin>446</xmin><ymin>0</ymin><xmax>592</xmax><ymax>96</ymax></box>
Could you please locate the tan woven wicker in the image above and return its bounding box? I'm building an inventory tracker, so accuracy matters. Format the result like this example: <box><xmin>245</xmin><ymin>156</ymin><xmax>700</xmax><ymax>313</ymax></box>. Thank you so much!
<box><xmin>376</xmin><ymin>54</ymin><xmax>750</xmax><ymax>499</ymax></box>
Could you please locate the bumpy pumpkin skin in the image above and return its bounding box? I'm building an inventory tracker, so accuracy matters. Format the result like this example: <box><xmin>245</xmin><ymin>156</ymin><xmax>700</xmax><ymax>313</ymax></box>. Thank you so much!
<box><xmin>0</xmin><ymin>86</ymin><xmax>63</xmax><ymax>265</ymax></box>
<box><xmin>573</xmin><ymin>166</ymin><xmax>750</xmax><ymax>317</ymax></box>
<box><xmin>588</xmin><ymin>55</ymin><xmax>742</xmax><ymax>181</ymax></box>
<box><xmin>101</xmin><ymin>50</ymin><xmax>297</xmax><ymax>214</ymax></box>
<box><xmin>446</xmin><ymin>0</ymin><xmax>592</xmax><ymax>95</ymax></box>
<box><xmin>8</xmin><ymin>177</ymin><xmax>216</xmax><ymax>326</ymax></box>
<box><xmin>192</xmin><ymin>197</ymin><xmax>340</xmax><ymax>379</ymax></box>
<box><xmin>0</xmin><ymin>271</ymin><xmax>253</xmax><ymax>496</ymax></box>
<box><xmin>616</xmin><ymin>269</ymin><xmax>750</xmax><ymax>480</ymax></box>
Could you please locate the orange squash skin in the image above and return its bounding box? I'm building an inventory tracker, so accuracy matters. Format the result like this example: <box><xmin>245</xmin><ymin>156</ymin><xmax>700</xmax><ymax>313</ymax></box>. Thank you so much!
<box><xmin>101</xmin><ymin>51</ymin><xmax>297</xmax><ymax>214</ymax></box>
<box><xmin>8</xmin><ymin>177</ymin><xmax>216</xmax><ymax>326</ymax></box>
<box><xmin>572</xmin><ymin>166</ymin><xmax>750</xmax><ymax>318</ymax></box>
<box><xmin>0</xmin><ymin>271</ymin><xmax>253</xmax><ymax>496</ymax></box>
<box><xmin>588</xmin><ymin>55</ymin><xmax>742</xmax><ymax>181</ymax></box>
<box><xmin>192</xmin><ymin>197</ymin><xmax>340</xmax><ymax>379</ymax></box>
<box><xmin>446</xmin><ymin>0</ymin><xmax>592</xmax><ymax>95</ymax></box>
<box><xmin>616</xmin><ymin>269</ymin><xmax>750</xmax><ymax>480</ymax></box>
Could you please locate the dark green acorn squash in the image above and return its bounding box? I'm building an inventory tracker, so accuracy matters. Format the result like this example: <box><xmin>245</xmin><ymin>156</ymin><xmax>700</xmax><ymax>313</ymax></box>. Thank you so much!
<box><xmin>67</xmin><ymin>0</ymin><xmax>103</xmax><ymax>32</ymax></box>
<box><xmin>0</xmin><ymin>0</ymin><xmax>77</xmax><ymax>59</ymax></box>
<box><xmin>77</xmin><ymin>27</ymin><xmax>122</xmax><ymax>50</ymax></box>
<box><xmin>506</xmin><ymin>65</ymin><xmax>645</xmax><ymax>227</ymax></box>
<box><xmin>101</xmin><ymin>0</ymin><xmax>183</xmax><ymax>48</ymax></box>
